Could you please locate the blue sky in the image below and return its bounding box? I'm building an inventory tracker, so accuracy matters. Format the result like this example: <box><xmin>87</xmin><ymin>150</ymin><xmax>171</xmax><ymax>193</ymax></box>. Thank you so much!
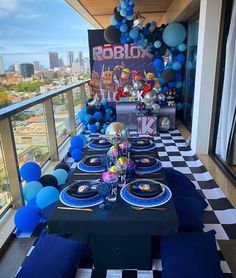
<box><xmin>0</xmin><ymin>0</ymin><xmax>94</xmax><ymax>69</ymax></box>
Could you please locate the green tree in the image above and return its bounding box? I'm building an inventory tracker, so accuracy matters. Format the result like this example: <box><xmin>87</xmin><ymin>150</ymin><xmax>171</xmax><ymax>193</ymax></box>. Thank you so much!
<box><xmin>16</xmin><ymin>81</ymin><xmax>43</xmax><ymax>93</ymax></box>
<box><xmin>0</xmin><ymin>90</ymin><xmax>11</xmax><ymax>108</ymax></box>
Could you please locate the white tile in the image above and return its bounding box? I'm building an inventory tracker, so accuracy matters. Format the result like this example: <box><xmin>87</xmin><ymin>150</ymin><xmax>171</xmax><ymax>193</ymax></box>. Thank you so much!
<box><xmin>165</xmin><ymin>146</ymin><xmax>179</xmax><ymax>152</ymax></box>
<box><xmin>172</xmin><ymin>136</ymin><xmax>184</xmax><ymax>140</ymax></box>
<box><xmin>162</xmin><ymin>139</ymin><xmax>175</xmax><ymax>144</ymax></box>
<box><xmin>202</xmin><ymin>188</ymin><xmax>226</xmax><ymax>199</ymax></box>
<box><xmin>70</xmin><ymin>162</ymin><xmax>77</xmax><ymax>169</ymax></box>
<box><xmin>137</xmin><ymin>270</ymin><xmax>154</xmax><ymax>277</ymax></box>
<box><xmin>214</xmin><ymin>209</ymin><xmax>236</xmax><ymax>224</ymax></box>
<box><xmin>220</xmin><ymin>261</ymin><xmax>231</xmax><ymax>273</ymax></box>
<box><xmin>186</xmin><ymin>160</ymin><xmax>203</xmax><ymax>167</ymax></box>
<box><xmin>159</xmin><ymin>133</ymin><xmax>171</xmax><ymax>137</ymax></box>
<box><xmin>175</xmin><ymin>142</ymin><xmax>186</xmax><ymax>147</ymax></box>
<box><xmin>161</xmin><ymin>161</ymin><xmax>173</xmax><ymax>168</ymax></box>
<box><xmin>180</xmin><ymin>150</ymin><xmax>195</xmax><ymax>156</ymax></box>
<box><xmin>66</xmin><ymin>157</ymin><xmax>74</xmax><ymax>163</ymax></box>
<box><xmin>203</xmin><ymin>224</ymin><xmax>229</xmax><ymax>240</ymax></box>
<box><xmin>169</xmin><ymin>130</ymin><xmax>179</xmax><ymax>134</ymax></box>
<box><xmin>169</xmin><ymin>156</ymin><xmax>185</xmax><ymax>162</ymax></box>
<box><xmin>173</xmin><ymin>167</ymin><xmax>192</xmax><ymax>174</ymax></box>
<box><xmin>106</xmin><ymin>269</ymin><xmax>123</xmax><ymax>278</ymax></box>
<box><xmin>203</xmin><ymin>199</ymin><xmax>213</xmax><ymax>211</ymax></box>
<box><xmin>158</xmin><ymin>152</ymin><xmax>168</xmax><ymax>157</ymax></box>
<box><xmin>156</xmin><ymin>143</ymin><xmax>164</xmax><ymax>148</ymax></box>
<box><xmin>152</xmin><ymin>259</ymin><xmax>162</xmax><ymax>271</ymax></box>
<box><xmin>193</xmin><ymin>172</ymin><xmax>213</xmax><ymax>181</ymax></box>
<box><xmin>75</xmin><ymin>268</ymin><xmax>92</xmax><ymax>278</ymax></box>
<box><xmin>192</xmin><ymin>181</ymin><xmax>201</xmax><ymax>189</ymax></box>
<box><xmin>26</xmin><ymin>246</ymin><xmax>35</xmax><ymax>256</ymax></box>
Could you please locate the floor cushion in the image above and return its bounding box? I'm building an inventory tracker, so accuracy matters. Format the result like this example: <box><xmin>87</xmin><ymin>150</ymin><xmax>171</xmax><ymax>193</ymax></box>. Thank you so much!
<box><xmin>160</xmin><ymin>230</ymin><xmax>224</xmax><ymax>278</ymax></box>
<box><xmin>164</xmin><ymin>168</ymin><xmax>208</xmax><ymax>208</ymax></box>
<box><xmin>16</xmin><ymin>230</ymin><xmax>87</xmax><ymax>278</ymax></box>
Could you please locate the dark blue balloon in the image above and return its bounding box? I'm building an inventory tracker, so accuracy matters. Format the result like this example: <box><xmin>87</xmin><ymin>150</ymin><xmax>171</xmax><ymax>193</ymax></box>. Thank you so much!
<box><xmin>68</xmin><ymin>146</ymin><xmax>75</xmax><ymax>155</ymax></box>
<box><xmin>177</xmin><ymin>53</ymin><xmax>186</xmax><ymax>63</ymax></box>
<box><xmin>89</xmin><ymin>124</ymin><xmax>98</xmax><ymax>133</ymax></box>
<box><xmin>20</xmin><ymin>162</ymin><xmax>41</xmax><ymax>182</ymax></box>
<box><xmin>93</xmin><ymin>111</ymin><xmax>103</xmax><ymax>120</ymax></box>
<box><xmin>71</xmin><ymin>148</ymin><xmax>83</xmax><ymax>162</ymax></box>
<box><xmin>85</xmin><ymin>114</ymin><xmax>92</xmax><ymax>123</ymax></box>
<box><xmin>70</xmin><ymin>136</ymin><xmax>84</xmax><ymax>149</ymax></box>
<box><xmin>14</xmin><ymin>205</ymin><xmax>41</xmax><ymax>233</ymax></box>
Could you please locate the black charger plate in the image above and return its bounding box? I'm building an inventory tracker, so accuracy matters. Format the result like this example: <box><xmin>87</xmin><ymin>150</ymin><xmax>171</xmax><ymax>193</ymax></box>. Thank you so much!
<box><xmin>84</xmin><ymin>156</ymin><xmax>102</xmax><ymax>166</ymax></box>
<box><xmin>130</xmin><ymin>138</ymin><xmax>151</xmax><ymax>147</ymax></box>
<box><xmin>67</xmin><ymin>180</ymin><xmax>99</xmax><ymax>199</ymax></box>
<box><xmin>129</xmin><ymin>180</ymin><xmax>164</xmax><ymax>198</ymax></box>
<box><xmin>92</xmin><ymin>139</ymin><xmax>112</xmax><ymax>147</ymax></box>
<box><xmin>133</xmin><ymin>156</ymin><xmax>156</xmax><ymax>167</ymax></box>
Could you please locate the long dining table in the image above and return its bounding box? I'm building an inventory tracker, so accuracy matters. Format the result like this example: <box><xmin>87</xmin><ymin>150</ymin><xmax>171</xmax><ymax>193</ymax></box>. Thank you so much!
<box><xmin>48</xmin><ymin>140</ymin><xmax>179</xmax><ymax>270</ymax></box>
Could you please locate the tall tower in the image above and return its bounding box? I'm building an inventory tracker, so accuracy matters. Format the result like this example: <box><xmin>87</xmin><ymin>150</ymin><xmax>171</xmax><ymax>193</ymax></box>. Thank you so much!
<box><xmin>33</xmin><ymin>61</ymin><xmax>40</xmax><ymax>71</ymax></box>
<box><xmin>0</xmin><ymin>56</ymin><xmax>4</xmax><ymax>74</ymax></box>
<box><xmin>78</xmin><ymin>51</ymin><xmax>84</xmax><ymax>69</ymax></box>
<box><xmin>48</xmin><ymin>52</ymin><xmax>59</xmax><ymax>69</ymax></box>
<box><xmin>20</xmin><ymin>63</ymin><xmax>34</xmax><ymax>77</ymax></box>
<box><xmin>67</xmin><ymin>51</ymin><xmax>74</xmax><ymax>67</ymax></box>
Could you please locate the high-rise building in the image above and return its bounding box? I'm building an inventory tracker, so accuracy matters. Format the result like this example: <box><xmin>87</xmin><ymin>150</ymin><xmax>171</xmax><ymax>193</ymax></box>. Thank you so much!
<box><xmin>0</xmin><ymin>56</ymin><xmax>4</xmax><ymax>74</ymax></box>
<box><xmin>20</xmin><ymin>63</ymin><xmax>34</xmax><ymax>78</ymax></box>
<box><xmin>33</xmin><ymin>61</ymin><xmax>40</xmax><ymax>71</ymax></box>
<box><xmin>72</xmin><ymin>62</ymin><xmax>80</xmax><ymax>73</ymax></box>
<box><xmin>49</xmin><ymin>52</ymin><xmax>59</xmax><ymax>69</ymax></box>
<box><xmin>14</xmin><ymin>63</ymin><xmax>21</xmax><ymax>73</ymax></box>
<box><xmin>67</xmin><ymin>51</ymin><xmax>74</xmax><ymax>67</ymax></box>
<box><xmin>59</xmin><ymin>58</ymin><xmax>64</xmax><ymax>68</ymax></box>
<box><xmin>78</xmin><ymin>51</ymin><xmax>84</xmax><ymax>69</ymax></box>
<box><xmin>84</xmin><ymin>57</ymin><xmax>90</xmax><ymax>71</ymax></box>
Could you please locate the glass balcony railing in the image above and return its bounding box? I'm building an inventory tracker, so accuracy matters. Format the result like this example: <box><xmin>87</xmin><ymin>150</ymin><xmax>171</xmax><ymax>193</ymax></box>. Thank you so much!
<box><xmin>0</xmin><ymin>80</ymin><xmax>89</xmax><ymax>219</ymax></box>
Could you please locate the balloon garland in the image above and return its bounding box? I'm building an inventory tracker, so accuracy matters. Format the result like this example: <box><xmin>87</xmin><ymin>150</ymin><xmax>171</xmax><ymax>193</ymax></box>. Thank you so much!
<box><xmin>104</xmin><ymin>0</ymin><xmax>187</xmax><ymax>108</ymax></box>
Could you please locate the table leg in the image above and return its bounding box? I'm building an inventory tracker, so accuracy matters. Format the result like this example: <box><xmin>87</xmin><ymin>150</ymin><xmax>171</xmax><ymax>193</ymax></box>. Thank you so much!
<box><xmin>91</xmin><ymin>235</ymin><xmax>152</xmax><ymax>269</ymax></box>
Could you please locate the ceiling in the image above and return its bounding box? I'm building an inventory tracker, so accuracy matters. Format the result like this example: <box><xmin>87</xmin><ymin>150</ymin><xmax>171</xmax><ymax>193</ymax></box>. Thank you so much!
<box><xmin>66</xmin><ymin>0</ymin><xmax>174</xmax><ymax>28</ymax></box>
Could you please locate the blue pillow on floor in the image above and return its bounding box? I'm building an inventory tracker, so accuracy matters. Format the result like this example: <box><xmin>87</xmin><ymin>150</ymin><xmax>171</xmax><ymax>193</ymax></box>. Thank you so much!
<box><xmin>174</xmin><ymin>196</ymin><xmax>204</xmax><ymax>232</ymax></box>
<box><xmin>160</xmin><ymin>230</ymin><xmax>224</xmax><ymax>278</ymax></box>
<box><xmin>164</xmin><ymin>168</ymin><xmax>208</xmax><ymax>208</ymax></box>
<box><xmin>16</xmin><ymin>230</ymin><xmax>87</xmax><ymax>278</ymax></box>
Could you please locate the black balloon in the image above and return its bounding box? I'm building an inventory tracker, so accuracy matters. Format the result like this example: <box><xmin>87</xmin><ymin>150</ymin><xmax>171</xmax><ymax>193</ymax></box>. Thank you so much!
<box><xmin>54</xmin><ymin>162</ymin><xmax>70</xmax><ymax>173</ymax></box>
<box><xmin>158</xmin><ymin>44</ymin><xmax>167</xmax><ymax>56</ymax></box>
<box><xmin>86</xmin><ymin>106</ymin><xmax>96</xmax><ymax>115</ymax></box>
<box><xmin>151</xmin><ymin>27</ymin><xmax>162</xmax><ymax>41</ymax></box>
<box><xmin>104</xmin><ymin>25</ymin><xmax>121</xmax><ymax>44</ymax></box>
<box><xmin>114</xmin><ymin>7</ymin><xmax>123</xmax><ymax>22</ymax></box>
<box><xmin>88</xmin><ymin>117</ymin><xmax>96</xmax><ymax>125</ymax></box>
<box><xmin>162</xmin><ymin>69</ymin><xmax>176</xmax><ymax>83</ymax></box>
<box><xmin>40</xmin><ymin>174</ymin><xmax>58</xmax><ymax>188</ymax></box>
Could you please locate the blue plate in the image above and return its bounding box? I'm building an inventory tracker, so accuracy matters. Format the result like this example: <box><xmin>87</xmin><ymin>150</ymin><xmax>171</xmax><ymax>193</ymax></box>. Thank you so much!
<box><xmin>131</xmin><ymin>142</ymin><xmax>156</xmax><ymax>152</ymax></box>
<box><xmin>88</xmin><ymin>138</ymin><xmax>111</xmax><ymax>150</ymax></box>
<box><xmin>60</xmin><ymin>185</ymin><xmax>103</xmax><ymax>208</ymax></box>
<box><xmin>77</xmin><ymin>156</ymin><xmax>106</xmax><ymax>172</ymax></box>
<box><xmin>120</xmin><ymin>182</ymin><xmax>172</xmax><ymax>207</ymax></box>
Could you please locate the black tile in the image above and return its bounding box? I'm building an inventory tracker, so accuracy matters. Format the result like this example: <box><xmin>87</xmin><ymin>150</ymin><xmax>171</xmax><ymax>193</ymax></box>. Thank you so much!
<box><xmin>197</xmin><ymin>180</ymin><xmax>219</xmax><ymax>189</ymax></box>
<box><xmin>91</xmin><ymin>269</ymin><xmax>107</xmax><ymax>278</ymax></box>
<box><xmin>203</xmin><ymin>211</ymin><xmax>220</xmax><ymax>224</ymax></box>
<box><xmin>122</xmin><ymin>270</ymin><xmax>137</xmax><ymax>278</ymax></box>
<box><xmin>208</xmin><ymin>199</ymin><xmax>234</xmax><ymax>210</ymax></box>
<box><xmin>167</xmin><ymin>152</ymin><xmax>183</xmax><ymax>156</ymax></box>
<box><xmin>153</xmin><ymin>270</ymin><xmax>162</xmax><ymax>278</ymax></box>
<box><xmin>222</xmin><ymin>224</ymin><xmax>236</xmax><ymax>239</ymax></box>
<box><xmin>182</xmin><ymin>156</ymin><xmax>198</xmax><ymax>161</ymax></box>
<box><xmin>171</xmin><ymin>161</ymin><xmax>188</xmax><ymax>167</ymax></box>
<box><xmin>190</xmin><ymin>166</ymin><xmax>208</xmax><ymax>173</ymax></box>
<box><xmin>159</xmin><ymin>156</ymin><xmax>171</xmax><ymax>162</ymax></box>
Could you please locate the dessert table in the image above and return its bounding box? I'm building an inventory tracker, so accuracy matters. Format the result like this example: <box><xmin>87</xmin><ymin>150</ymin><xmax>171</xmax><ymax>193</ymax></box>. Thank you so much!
<box><xmin>48</xmin><ymin>140</ymin><xmax>179</xmax><ymax>270</ymax></box>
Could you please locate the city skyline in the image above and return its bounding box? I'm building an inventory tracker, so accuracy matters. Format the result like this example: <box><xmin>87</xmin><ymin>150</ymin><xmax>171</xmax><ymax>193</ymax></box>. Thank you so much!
<box><xmin>0</xmin><ymin>0</ymin><xmax>94</xmax><ymax>68</ymax></box>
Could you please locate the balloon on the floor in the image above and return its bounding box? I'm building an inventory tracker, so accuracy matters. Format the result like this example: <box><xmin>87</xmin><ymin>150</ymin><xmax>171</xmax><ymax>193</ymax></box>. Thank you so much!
<box><xmin>23</xmin><ymin>181</ymin><xmax>43</xmax><ymax>202</ymax></box>
<box><xmin>36</xmin><ymin>186</ymin><xmax>59</xmax><ymax>209</ymax></box>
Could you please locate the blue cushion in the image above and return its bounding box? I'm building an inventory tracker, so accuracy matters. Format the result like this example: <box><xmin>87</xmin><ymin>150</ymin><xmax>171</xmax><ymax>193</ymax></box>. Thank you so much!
<box><xmin>174</xmin><ymin>196</ymin><xmax>204</xmax><ymax>232</ymax></box>
<box><xmin>160</xmin><ymin>230</ymin><xmax>224</xmax><ymax>278</ymax></box>
<box><xmin>16</xmin><ymin>231</ymin><xmax>87</xmax><ymax>278</ymax></box>
<box><xmin>164</xmin><ymin>168</ymin><xmax>208</xmax><ymax>208</ymax></box>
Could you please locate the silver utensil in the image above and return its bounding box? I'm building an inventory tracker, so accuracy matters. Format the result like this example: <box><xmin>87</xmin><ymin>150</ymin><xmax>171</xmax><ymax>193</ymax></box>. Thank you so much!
<box><xmin>131</xmin><ymin>206</ymin><xmax>166</xmax><ymax>211</ymax></box>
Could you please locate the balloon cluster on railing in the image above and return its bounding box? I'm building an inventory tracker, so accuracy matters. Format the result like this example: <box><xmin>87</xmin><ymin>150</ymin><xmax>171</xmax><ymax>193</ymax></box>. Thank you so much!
<box><xmin>104</xmin><ymin>0</ymin><xmax>187</xmax><ymax>108</ymax></box>
<box><xmin>68</xmin><ymin>134</ymin><xmax>86</xmax><ymax>161</ymax></box>
<box><xmin>14</xmin><ymin>161</ymin><xmax>70</xmax><ymax>233</ymax></box>
<box><xmin>77</xmin><ymin>100</ymin><xmax>116</xmax><ymax>134</ymax></box>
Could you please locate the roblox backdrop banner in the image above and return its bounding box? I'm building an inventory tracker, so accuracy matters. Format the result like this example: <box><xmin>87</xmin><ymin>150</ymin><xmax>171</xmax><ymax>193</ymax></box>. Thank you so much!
<box><xmin>88</xmin><ymin>29</ymin><xmax>156</xmax><ymax>101</ymax></box>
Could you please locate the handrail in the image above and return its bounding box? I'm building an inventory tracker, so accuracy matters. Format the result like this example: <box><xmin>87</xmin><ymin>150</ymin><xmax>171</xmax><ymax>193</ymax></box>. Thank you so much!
<box><xmin>0</xmin><ymin>79</ymin><xmax>90</xmax><ymax>119</ymax></box>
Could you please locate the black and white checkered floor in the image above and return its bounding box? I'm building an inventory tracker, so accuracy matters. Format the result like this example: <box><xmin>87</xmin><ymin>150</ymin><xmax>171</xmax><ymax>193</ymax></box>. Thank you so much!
<box><xmin>21</xmin><ymin>129</ymin><xmax>236</xmax><ymax>277</ymax></box>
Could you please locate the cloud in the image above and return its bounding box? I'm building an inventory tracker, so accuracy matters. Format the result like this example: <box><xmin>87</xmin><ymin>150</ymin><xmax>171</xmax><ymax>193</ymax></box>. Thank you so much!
<box><xmin>17</xmin><ymin>13</ymin><xmax>42</xmax><ymax>19</ymax></box>
<box><xmin>0</xmin><ymin>0</ymin><xmax>18</xmax><ymax>16</ymax></box>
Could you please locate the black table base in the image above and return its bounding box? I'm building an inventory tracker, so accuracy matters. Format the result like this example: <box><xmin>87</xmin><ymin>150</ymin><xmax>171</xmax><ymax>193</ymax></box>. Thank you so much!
<box><xmin>91</xmin><ymin>235</ymin><xmax>151</xmax><ymax>269</ymax></box>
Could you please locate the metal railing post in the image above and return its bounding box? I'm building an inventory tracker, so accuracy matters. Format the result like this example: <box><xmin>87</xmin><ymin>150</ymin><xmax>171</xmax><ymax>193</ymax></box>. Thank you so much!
<box><xmin>44</xmin><ymin>99</ymin><xmax>59</xmax><ymax>161</ymax></box>
<box><xmin>80</xmin><ymin>84</ymin><xmax>86</xmax><ymax>106</ymax></box>
<box><xmin>66</xmin><ymin>89</ymin><xmax>76</xmax><ymax>136</ymax></box>
<box><xmin>0</xmin><ymin>118</ymin><xmax>23</xmax><ymax>208</ymax></box>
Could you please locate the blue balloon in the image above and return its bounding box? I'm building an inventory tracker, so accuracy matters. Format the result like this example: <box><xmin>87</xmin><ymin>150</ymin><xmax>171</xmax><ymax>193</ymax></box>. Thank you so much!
<box><xmin>27</xmin><ymin>198</ymin><xmax>38</xmax><ymax>208</ymax></box>
<box><xmin>168</xmin><ymin>81</ymin><xmax>176</xmax><ymax>87</ymax></box>
<box><xmin>177</xmin><ymin>53</ymin><xmax>186</xmax><ymax>63</ymax></box>
<box><xmin>163</xmin><ymin>23</ymin><xmax>186</xmax><ymax>47</ymax></box>
<box><xmin>93</xmin><ymin>111</ymin><xmax>103</xmax><ymax>120</ymax></box>
<box><xmin>126</xmin><ymin>15</ymin><xmax>134</xmax><ymax>20</ymax></box>
<box><xmin>85</xmin><ymin>114</ymin><xmax>93</xmax><ymax>123</ymax></box>
<box><xmin>120</xmin><ymin>8</ymin><xmax>127</xmax><ymax>17</ymax></box>
<box><xmin>126</xmin><ymin>10</ymin><xmax>133</xmax><ymax>16</ymax></box>
<box><xmin>68</xmin><ymin>146</ymin><xmax>75</xmax><ymax>155</ymax></box>
<box><xmin>77</xmin><ymin>134</ymin><xmax>86</xmax><ymax>144</ymax></box>
<box><xmin>154</xmin><ymin>58</ymin><xmax>164</xmax><ymax>70</ymax></box>
<box><xmin>120</xmin><ymin>23</ymin><xmax>128</xmax><ymax>33</ymax></box>
<box><xmin>116</xmin><ymin>22</ymin><xmax>122</xmax><ymax>28</ymax></box>
<box><xmin>23</xmin><ymin>181</ymin><xmax>43</xmax><ymax>202</ymax></box>
<box><xmin>120</xmin><ymin>34</ymin><xmax>128</xmax><ymax>44</ymax></box>
<box><xmin>20</xmin><ymin>162</ymin><xmax>41</xmax><ymax>182</ymax></box>
<box><xmin>95</xmin><ymin>122</ymin><xmax>100</xmax><ymax>127</ymax></box>
<box><xmin>101</xmin><ymin>129</ymin><xmax>105</xmax><ymax>134</ymax></box>
<box><xmin>110</xmin><ymin>15</ymin><xmax>118</xmax><ymax>26</ymax></box>
<box><xmin>36</xmin><ymin>186</ymin><xmax>59</xmax><ymax>209</ymax></box>
<box><xmin>129</xmin><ymin>0</ymin><xmax>134</xmax><ymax>4</ymax></box>
<box><xmin>78</xmin><ymin>110</ymin><xmax>86</xmax><ymax>121</ymax></box>
<box><xmin>129</xmin><ymin>28</ymin><xmax>139</xmax><ymax>40</ymax></box>
<box><xmin>154</xmin><ymin>40</ymin><xmax>161</xmax><ymax>48</ymax></box>
<box><xmin>14</xmin><ymin>205</ymin><xmax>41</xmax><ymax>233</ymax></box>
<box><xmin>70</xmin><ymin>136</ymin><xmax>84</xmax><ymax>149</ymax></box>
<box><xmin>178</xmin><ymin>43</ymin><xmax>186</xmax><ymax>52</ymax></box>
<box><xmin>172</xmin><ymin>61</ymin><xmax>182</xmax><ymax>71</ymax></box>
<box><xmin>53</xmin><ymin>169</ymin><xmax>68</xmax><ymax>186</ymax></box>
<box><xmin>89</xmin><ymin>124</ymin><xmax>98</xmax><ymax>133</ymax></box>
<box><xmin>71</xmin><ymin>148</ymin><xmax>83</xmax><ymax>162</ymax></box>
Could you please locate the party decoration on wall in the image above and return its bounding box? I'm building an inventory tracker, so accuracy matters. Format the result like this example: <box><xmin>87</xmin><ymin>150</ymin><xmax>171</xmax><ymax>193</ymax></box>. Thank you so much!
<box><xmin>99</xmin><ymin>0</ymin><xmax>187</xmax><ymax>109</ymax></box>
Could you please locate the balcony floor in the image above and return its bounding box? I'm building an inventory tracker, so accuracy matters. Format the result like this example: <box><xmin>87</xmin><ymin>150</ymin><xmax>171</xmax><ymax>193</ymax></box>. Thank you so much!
<box><xmin>0</xmin><ymin>121</ymin><xmax>236</xmax><ymax>278</ymax></box>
